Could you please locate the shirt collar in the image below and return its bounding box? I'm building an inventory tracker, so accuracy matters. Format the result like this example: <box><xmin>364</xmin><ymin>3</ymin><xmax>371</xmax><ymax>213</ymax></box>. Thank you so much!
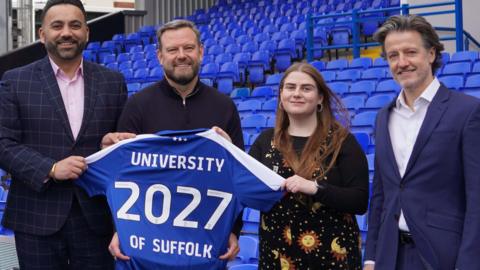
<box><xmin>395</xmin><ymin>77</ymin><xmax>440</xmax><ymax>109</ymax></box>
<box><xmin>49</xmin><ymin>57</ymin><xmax>84</xmax><ymax>78</ymax></box>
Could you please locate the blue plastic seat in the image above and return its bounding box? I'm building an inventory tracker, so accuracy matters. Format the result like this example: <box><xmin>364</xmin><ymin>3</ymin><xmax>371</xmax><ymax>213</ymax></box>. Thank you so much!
<box><xmin>127</xmin><ymin>83</ymin><xmax>141</xmax><ymax>93</ymax></box>
<box><xmin>238</xmin><ymin>100</ymin><xmax>263</xmax><ymax>113</ymax></box>
<box><xmin>450</xmin><ymin>51</ymin><xmax>478</xmax><ymax>63</ymax></box>
<box><xmin>310</xmin><ymin>60</ymin><xmax>326</xmax><ymax>72</ymax></box>
<box><xmin>329</xmin><ymin>82</ymin><xmax>350</xmax><ymax>96</ymax></box>
<box><xmin>217</xmin><ymin>62</ymin><xmax>240</xmax><ymax>94</ymax></box>
<box><xmin>291</xmin><ymin>29</ymin><xmax>306</xmax><ymax>58</ymax></box>
<box><xmin>219</xmin><ymin>36</ymin><xmax>235</xmax><ymax>47</ymax></box>
<box><xmin>353</xmin><ymin>132</ymin><xmax>369</xmax><ymax>153</ymax></box>
<box><xmin>262</xmin><ymin>98</ymin><xmax>278</xmax><ymax>112</ymax></box>
<box><xmin>349</xmin><ymin>57</ymin><xmax>373</xmax><ymax>70</ymax></box>
<box><xmin>342</xmin><ymin>95</ymin><xmax>366</xmax><ymax>111</ymax></box>
<box><xmin>199</xmin><ymin>62</ymin><xmax>219</xmax><ymax>81</ymax></box>
<box><xmin>235</xmin><ymin>236</ymin><xmax>259</xmax><ymax>264</ymax></box>
<box><xmin>125</xmin><ymin>33</ymin><xmax>142</xmax><ymax>53</ymax></box>
<box><xmin>119</xmin><ymin>61</ymin><xmax>132</xmax><ymax>70</ymax></box>
<box><xmin>82</xmin><ymin>50</ymin><xmax>96</xmax><ymax>62</ymax></box>
<box><xmin>274</xmin><ymin>38</ymin><xmax>296</xmax><ymax>72</ymax></box>
<box><xmin>251</xmin><ymin>86</ymin><xmax>274</xmax><ymax>99</ymax></box>
<box><xmin>149</xmin><ymin>66</ymin><xmax>164</xmax><ymax>80</ymax></box>
<box><xmin>321</xmin><ymin>70</ymin><xmax>336</xmax><ymax>82</ymax></box>
<box><xmin>361</xmin><ymin>68</ymin><xmax>387</xmax><ymax>80</ymax></box>
<box><xmin>442</xmin><ymin>62</ymin><xmax>471</xmax><ymax>76</ymax></box>
<box><xmin>351</xmin><ymin>111</ymin><xmax>377</xmax><ymax>134</ymax></box>
<box><xmin>265</xmin><ymin>73</ymin><xmax>283</xmax><ymax>92</ymax></box>
<box><xmin>376</xmin><ymin>79</ymin><xmax>401</xmax><ymax>93</ymax></box>
<box><xmin>365</xmin><ymin>93</ymin><xmax>396</xmax><ymax>109</ymax></box>
<box><xmin>349</xmin><ymin>80</ymin><xmax>377</xmax><ymax>96</ymax></box>
<box><xmin>242</xmin><ymin>41</ymin><xmax>258</xmax><ymax>54</ymax></box>
<box><xmin>464</xmin><ymin>74</ymin><xmax>480</xmax><ymax>89</ymax></box>
<box><xmin>101</xmin><ymin>54</ymin><xmax>116</xmax><ymax>65</ymax></box>
<box><xmin>326</xmin><ymin>59</ymin><xmax>349</xmax><ymax>71</ymax></box>
<box><xmin>215</xmin><ymin>53</ymin><xmax>233</xmax><ymax>66</ymax></box>
<box><xmin>438</xmin><ymin>75</ymin><xmax>464</xmax><ymax>90</ymax></box>
<box><xmin>336</xmin><ymin>69</ymin><xmax>361</xmax><ymax>82</ymax></box>
<box><xmin>241</xmin><ymin>114</ymin><xmax>267</xmax><ymax>132</ymax></box>
<box><xmin>373</xmin><ymin>57</ymin><xmax>389</xmax><ymax>67</ymax></box>
<box><xmin>132</xmin><ymin>60</ymin><xmax>147</xmax><ymax>70</ymax></box>
<box><xmin>117</xmin><ymin>53</ymin><xmax>131</xmax><ymax>63</ymax></box>
<box><xmin>133</xmin><ymin>68</ymin><xmax>149</xmax><ymax>82</ymax></box>
<box><xmin>230</xmin><ymin>87</ymin><xmax>250</xmax><ymax>101</ymax></box>
<box><xmin>208</xmin><ymin>44</ymin><xmax>224</xmax><ymax>56</ymax></box>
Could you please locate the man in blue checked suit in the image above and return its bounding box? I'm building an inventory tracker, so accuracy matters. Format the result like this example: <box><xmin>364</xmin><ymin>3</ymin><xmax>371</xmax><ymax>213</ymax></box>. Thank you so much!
<box><xmin>0</xmin><ymin>0</ymin><xmax>131</xmax><ymax>269</ymax></box>
<box><xmin>364</xmin><ymin>15</ymin><xmax>480</xmax><ymax>270</ymax></box>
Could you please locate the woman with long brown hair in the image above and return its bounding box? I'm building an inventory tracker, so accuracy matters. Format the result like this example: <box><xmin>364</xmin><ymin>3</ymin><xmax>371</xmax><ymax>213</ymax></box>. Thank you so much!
<box><xmin>249</xmin><ymin>62</ymin><xmax>369</xmax><ymax>269</ymax></box>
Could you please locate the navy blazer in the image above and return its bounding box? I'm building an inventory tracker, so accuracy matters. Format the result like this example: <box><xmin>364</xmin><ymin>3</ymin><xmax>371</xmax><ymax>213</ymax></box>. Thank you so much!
<box><xmin>0</xmin><ymin>57</ymin><xmax>127</xmax><ymax>235</ymax></box>
<box><xmin>365</xmin><ymin>85</ymin><xmax>480</xmax><ymax>270</ymax></box>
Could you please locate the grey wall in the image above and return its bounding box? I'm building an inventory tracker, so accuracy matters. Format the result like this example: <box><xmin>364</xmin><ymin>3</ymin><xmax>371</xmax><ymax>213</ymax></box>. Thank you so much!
<box><xmin>135</xmin><ymin>0</ymin><xmax>216</xmax><ymax>27</ymax></box>
<box><xmin>408</xmin><ymin>0</ymin><xmax>479</xmax><ymax>52</ymax></box>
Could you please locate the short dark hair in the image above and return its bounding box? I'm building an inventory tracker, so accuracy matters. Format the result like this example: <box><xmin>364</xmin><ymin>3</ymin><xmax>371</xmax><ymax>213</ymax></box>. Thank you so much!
<box><xmin>40</xmin><ymin>0</ymin><xmax>87</xmax><ymax>23</ymax></box>
<box><xmin>374</xmin><ymin>14</ymin><xmax>444</xmax><ymax>74</ymax></box>
<box><xmin>156</xmin><ymin>19</ymin><xmax>201</xmax><ymax>50</ymax></box>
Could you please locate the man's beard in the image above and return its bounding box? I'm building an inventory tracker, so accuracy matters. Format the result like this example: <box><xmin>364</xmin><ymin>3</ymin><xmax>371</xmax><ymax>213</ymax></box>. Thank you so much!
<box><xmin>45</xmin><ymin>37</ymin><xmax>86</xmax><ymax>61</ymax></box>
<box><xmin>164</xmin><ymin>63</ymin><xmax>200</xmax><ymax>85</ymax></box>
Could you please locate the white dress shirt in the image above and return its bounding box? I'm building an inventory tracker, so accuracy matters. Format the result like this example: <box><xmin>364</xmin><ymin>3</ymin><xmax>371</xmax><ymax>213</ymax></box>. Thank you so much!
<box><xmin>389</xmin><ymin>78</ymin><xmax>440</xmax><ymax>231</ymax></box>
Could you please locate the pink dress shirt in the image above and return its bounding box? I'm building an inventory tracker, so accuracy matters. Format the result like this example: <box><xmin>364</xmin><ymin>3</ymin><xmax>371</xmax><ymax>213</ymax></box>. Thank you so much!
<box><xmin>49</xmin><ymin>58</ymin><xmax>85</xmax><ymax>140</ymax></box>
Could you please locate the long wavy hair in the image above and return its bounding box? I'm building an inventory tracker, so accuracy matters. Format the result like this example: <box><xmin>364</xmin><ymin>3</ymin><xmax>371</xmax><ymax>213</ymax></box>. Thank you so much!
<box><xmin>273</xmin><ymin>62</ymin><xmax>350</xmax><ymax>181</ymax></box>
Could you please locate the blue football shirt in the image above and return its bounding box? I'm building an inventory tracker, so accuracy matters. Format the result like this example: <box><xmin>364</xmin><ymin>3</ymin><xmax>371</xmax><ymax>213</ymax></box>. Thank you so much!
<box><xmin>76</xmin><ymin>129</ymin><xmax>284</xmax><ymax>270</ymax></box>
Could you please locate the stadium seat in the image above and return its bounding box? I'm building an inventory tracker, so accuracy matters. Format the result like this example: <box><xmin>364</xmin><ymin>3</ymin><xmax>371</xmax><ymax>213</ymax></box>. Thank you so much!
<box><xmin>125</xmin><ymin>33</ymin><xmax>142</xmax><ymax>53</ymax></box>
<box><xmin>364</xmin><ymin>93</ymin><xmax>396</xmax><ymax>109</ymax></box>
<box><xmin>336</xmin><ymin>69</ymin><xmax>361</xmax><ymax>82</ymax></box>
<box><xmin>217</xmin><ymin>62</ymin><xmax>240</xmax><ymax>95</ymax></box>
<box><xmin>438</xmin><ymin>75</ymin><xmax>464</xmax><ymax>90</ymax></box>
<box><xmin>373</xmin><ymin>57</ymin><xmax>389</xmax><ymax>67</ymax></box>
<box><xmin>149</xmin><ymin>66</ymin><xmax>164</xmax><ymax>81</ymax></box>
<box><xmin>329</xmin><ymin>82</ymin><xmax>350</xmax><ymax>96</ymax></box>
<box><xmin>450</xmin><ymin>51</ymin><xmax>478</xmax><ymax>63</ymax></box>
<box><xmin>251</xmin><ymin>86</ymin><xmax>274</xmax><ymax>100</ymax></box>
<box><xmin>262</xmin><ymin>98</ymin><xmax>278</xmax><ymax>112</ymax></box>
<box><xmin>351</xmin><ymin>111</ymin><xmax>377</xmax><ymax>134</ymax></box>
<box><xmin>349</xmin><ymin>57</ymin><xmax>373</xmax><ymax>70</ymax></box>
<box><xmin>310</xmin><ymin>60</ymin><xmax>326</xmax><ymax>72</ymax></box>
<box><xmin>349</xmin><ymin>81</ymin><xmax>377</xmax><ymax>96</ymax></box>
<box><xmin>199</xmin><ymin>62</ymin><xmax>219</xmax><ymax>81</ymax></box>
<box><xmin>291</xmin><ymin>29</ymin><xmax>306</xmax><ymax>58</ymax></box>
<box><xmin>235</xmin><ymin>236</ymin><xmax>259</xmax><ymax>264</ymax></box>
<box><xmin>464</xmin><ymin>74</ymin><xmax>480</xmax><ymax>90</ymax></box>
<box><xmin>241</xmin><ymin>114</ymin><xmax>267</xmax><ymax>132</ymax></box>
<box><xmin>342</xmin><ymin>95</ymin><xmax>366</xmax><ymax>111</ymax></box>
<box><xmin>274</xmin><ymin>38</ymin><xmax>296</xmax><ymax>72</ymax></box>
<box><xmin>326</xmin><ymin>59</ymin><xmax>349</xmax><ymax>71</ymax></box>
<box><xmin>321</xmin><ymin>70</ymin><xmax>336</xmax><ymax>82</ymax></box>
<box><xmin>127</xmin><ymin>83</ymin><xmax>141</xmax><ymax>93</ymax></box>
<box><xmin>265</xmin><ymin>73</ymin><xmax>283</xmax><ymax>92</ymax></box>
<box><xmin>229</xmin><ymin>264</ymin><xmax>258</xmax><ymax>270</ymax></box>
<box><xmin>215</xmin><ymin>53</ymin><xmax>233</xmax><ymax>66</ymax></box>
<box><xmin>361</xmin><ymin>68</ymin><xmax>387</xmax><ymax>80</ymax></box>
<box><xmin>230</xmin><ymin>87</ymin><xmax>250</xmax><ymax>101</ymax></box>
<box><xmin>442</xmin><ymin>62</ymin><xmax>471</xmax><ymax>76</ymax></box>
<box><xmin>376</xmin><ymin>79</ymin><xmax>401</xmax><ymax>94</ymax></box>
<box><xmin>353</xmin><ymin>132</ymin><xmax>370</xmax><ymax>153</ymax></box>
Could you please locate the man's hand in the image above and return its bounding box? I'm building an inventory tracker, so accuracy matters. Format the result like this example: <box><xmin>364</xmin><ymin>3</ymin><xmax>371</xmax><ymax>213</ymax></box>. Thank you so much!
<box><xmin>219</xmin><ymin>233</ymin><xmax>239</xmax><ymax>260</ymax></box>
<box><xmin>108</xmin><ymin>232</ymin><xmax>130</xmax><ymax>260</ymax></box>
<box><xmin>101</xmin><ymin>132</ymin><xmax>136</xmax><ymax>149</ymax></box>
<box><xmin>212</xmin><ymin>126</ymin><xmax>232</xmax><ymax>143</ymax></box>
<box><xmin>50</xmin><ymin>156</ymin><xmax>87</xmax><ymax>180</ymax></box>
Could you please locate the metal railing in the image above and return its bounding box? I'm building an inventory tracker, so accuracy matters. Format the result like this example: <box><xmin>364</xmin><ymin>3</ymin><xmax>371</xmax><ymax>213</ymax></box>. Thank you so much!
<box><xmin>306</xmin><ymin>0</ymin><xmax>473</xmax><ymax>61</ymax></box>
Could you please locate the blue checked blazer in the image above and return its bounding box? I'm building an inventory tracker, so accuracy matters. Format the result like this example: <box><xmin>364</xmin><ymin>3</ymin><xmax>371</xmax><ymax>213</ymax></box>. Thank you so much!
<box><xmin>0</xmin><ymin>56</ymin><xmax>127</xmax><ymax>236</ymax></box>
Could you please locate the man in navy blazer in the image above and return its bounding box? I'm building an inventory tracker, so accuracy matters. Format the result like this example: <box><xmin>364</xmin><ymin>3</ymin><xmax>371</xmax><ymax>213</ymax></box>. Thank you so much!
<box><xmin>0</xmin><ymin>0</ymin><xmax>129</xmax><ymax>268</ymax></box>
<box><xmin>364</xmin><ymin>15</ymin><xmax>480</xmax><ymax>270</ymax></box>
